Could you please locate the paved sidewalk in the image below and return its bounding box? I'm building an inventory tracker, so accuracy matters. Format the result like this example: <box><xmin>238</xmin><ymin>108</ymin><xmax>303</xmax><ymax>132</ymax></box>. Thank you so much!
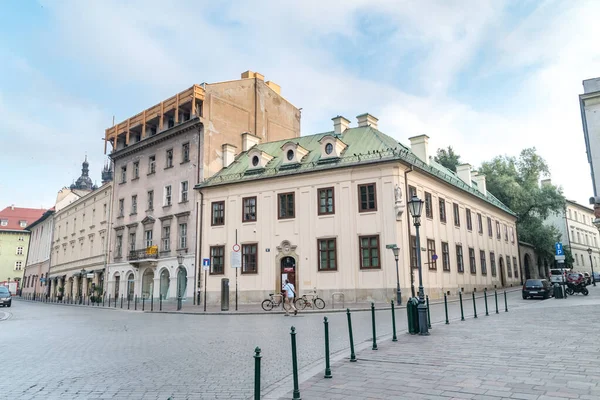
<box><xmin>269</xmin><ymin>287</ymin><xmax>600</xmax><ymax>400</ymax></box>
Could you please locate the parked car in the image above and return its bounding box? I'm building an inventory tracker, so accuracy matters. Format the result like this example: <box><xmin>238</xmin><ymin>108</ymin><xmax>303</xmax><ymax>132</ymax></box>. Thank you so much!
<box><xmin>522</xmin><ymin>279</ymin><xmax>553</xmax><ymax>299</ymax></box>
<box><xmin>550</xmin><ymin>268</ymin><xmax>568</xmax><ymax>284</ymax></box>
<box><xmin>0</xmin><ymin>286</ymin><xmax>11</xmax><ymax>307</ymax></box>
<box><xmin>593</xmin><ymin>272</ymin><xmax>600</xmax><ymax>282</ymax></box>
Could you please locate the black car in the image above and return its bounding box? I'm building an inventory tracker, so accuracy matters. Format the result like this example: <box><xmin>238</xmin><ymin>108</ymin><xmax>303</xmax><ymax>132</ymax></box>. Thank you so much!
<box><xmin>0</xmin><ymin>286</ymin><xmax>11</xmax><ymax>307</ymax></box>
<box><xmin>522</xmin><ymin>279</ymin><xmax>552</xmax><ymax>299</ymax></box>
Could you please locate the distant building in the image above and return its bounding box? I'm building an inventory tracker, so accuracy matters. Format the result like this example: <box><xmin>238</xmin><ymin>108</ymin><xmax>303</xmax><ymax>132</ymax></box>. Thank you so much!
<box><xmin>0</xmin><ymin>206</ymin><xmax>47</xmax><ymax>291</ymax></box>
<box><xmin>21</xmin><ymin>209</ymin><xmax>55</xmax><ymax>297</ymax></box>
<box><xmin>70</xmin><ymin>156</ymin><xmax>98</xmax><ymax>191</ymax></box>
<box><xmin>580</xmin><ymin>78</ymin><xmax>600</xmax><ymax>224</ymax></box>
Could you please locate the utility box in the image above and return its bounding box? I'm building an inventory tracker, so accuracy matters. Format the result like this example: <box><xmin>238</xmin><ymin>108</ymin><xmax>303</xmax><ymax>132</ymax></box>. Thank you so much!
<box><xmin>554</xmin><ymin>283</ymin><xmax>564</xmax><ymax>299</ymax></box>
<box><xmin>407</xmin><ymin>297</ymin><xmax>419</xmax><ymax>334</ymax></box>
<box><xmin>221</xmin><ymin>278</ymin><xmax>230</xmax><ymax>311</ymax></box>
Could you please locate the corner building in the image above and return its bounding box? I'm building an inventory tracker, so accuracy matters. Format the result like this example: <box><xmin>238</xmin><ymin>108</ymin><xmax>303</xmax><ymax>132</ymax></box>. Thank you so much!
<box><xmin>104</xmin><ymin>71</ymin><xmax>300</xmax><ymax>303</ymax></box>
<box><xmin>196</xmin><ymin>115</ymin><xmax>520</xmax><ymax>304</ymax></box>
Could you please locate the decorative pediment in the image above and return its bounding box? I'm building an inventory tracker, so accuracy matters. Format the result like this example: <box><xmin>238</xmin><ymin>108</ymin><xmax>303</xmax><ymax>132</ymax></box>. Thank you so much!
<box><xmin>318</xmin><ymin>135</ymin><xmax>347</xmax><ymax>160</ymax></box>
<box><xmin>141</xmin><ymin>216</ymin><xmax>156</xmax><ymax>226</ymax></box>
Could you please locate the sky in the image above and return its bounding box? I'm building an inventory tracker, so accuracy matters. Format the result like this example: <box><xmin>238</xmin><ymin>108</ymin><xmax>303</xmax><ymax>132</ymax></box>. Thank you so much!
<box><xmin>1</xmin><ymin>0</ymin><xmax>599</xmax><ymax>210</ymax></box>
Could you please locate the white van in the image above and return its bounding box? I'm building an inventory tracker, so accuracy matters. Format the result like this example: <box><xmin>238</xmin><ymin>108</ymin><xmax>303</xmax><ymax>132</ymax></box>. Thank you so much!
<box><xmin>550</xmin><ymin>268</ymin><xmax>569</xmax><ymax>284</ymax></box>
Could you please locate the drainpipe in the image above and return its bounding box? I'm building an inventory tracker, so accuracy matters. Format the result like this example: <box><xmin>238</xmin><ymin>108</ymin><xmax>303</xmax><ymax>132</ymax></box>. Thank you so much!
<box><xmin>196</xmin><ymin>190</ymin><xmax>204</xmax><ymax>306</ymax></box>
<box><xmin>563</xmin><ymin>205</ymin><xmax>572</xmax><ymax>268</ymax></box>
<box><xmin>404</xmin><ymin>165</ymin><xmax>415</xmax><ymax>298</ymax></box>
<box><xmin>254</xmin><ymin>77</ymin><xmax>258</xmax><ymax>137</ymax></box>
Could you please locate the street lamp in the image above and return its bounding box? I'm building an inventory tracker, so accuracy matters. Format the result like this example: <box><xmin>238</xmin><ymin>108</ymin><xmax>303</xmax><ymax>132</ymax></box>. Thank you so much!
<box><xmin>176</xmin><ymin>254</ymin><xmax>184</xmax><ymax>310</ymax></box>
<box><xmin>587</xmin><ymin>248</ymin><xmax>596</xmax><ymax>287</ymax></box>
<box><xmin>389</xmin><ymin>245</ymin><xmax>401</xmax><ymax>305</ymax></box>
<box><xmin>407</xmin><ymin>194</ymin><xmax>429</xmax><ymax>336</ymax></box>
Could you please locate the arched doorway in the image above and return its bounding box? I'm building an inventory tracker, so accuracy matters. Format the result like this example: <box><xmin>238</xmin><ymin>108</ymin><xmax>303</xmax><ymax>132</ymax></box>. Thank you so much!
<box><xmin>281</xmin><ymin>256</ymin><xmax>296</xmax><ymax>289</ymax></box>
<box><xmin>499</xmin><ymin>257</ymin><xmax>506</xmax><ymax>287</ymax></box>
<box><xmin>524</xmin><ymin>254</ymin><xmax>531</xmax><ymax>279</ymax></box>
<box><xmin>142</xmin><ymin>269</ymin><xmax>154</xmax><ymax>299</ymax></box>
<box><xmin>68</xmin><ymin>277</ymin><xmax>74</xmax><ymax>298</ymax></box>
<box><xmin>177</xmin><ymin>267</ymin><xmax>187</xmax><ymax>300</ymax></box>
<box><xmin>127</xmin><ymin>273</ymin><xmax>135</xmax><ymax>300</ymax></box>
<box><xmin>160</xmin><ymin>269</ymin><xmax>170</xmax><ymax>300</ymax></box>
<box><xmin>114</xmin><ymin>273</ymin><xmax>120</xmax><ymax>298</ymax></box>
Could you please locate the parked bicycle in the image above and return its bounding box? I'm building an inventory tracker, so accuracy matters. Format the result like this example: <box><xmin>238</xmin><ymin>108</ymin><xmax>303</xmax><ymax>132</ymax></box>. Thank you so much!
<box><xmin>294</xmin><ymin>288</ymin><xmax>326</xmax><ymax>310</ymax></box>
<box><xmin>261</xmin><ymin>293</ymin><xmax>291</xmax><ymax>312</ymax></box>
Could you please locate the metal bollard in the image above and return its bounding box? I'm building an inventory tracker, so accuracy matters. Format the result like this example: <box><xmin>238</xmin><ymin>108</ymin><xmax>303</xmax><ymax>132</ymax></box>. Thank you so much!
<box><xmin>391</xmin><ymin>300</ymin><xmax>398</xmax><ymax>342</ymax></box>
<box><xmin>484</xmin><ymin>289</ymin><xmax>489</xmax><ymax>316</ymax></box>
<box><xmin>108</xmin><ymin>294</ymin><xmax>111</xmax><ymax>308</ymax></box>
<box><xmin>127</xmin><ymin>295</ymin><xmax>130</xmax><ymax>310</ymax></box>
<box><xmin>87</xmin><ymin>295</ymin><xmax>90</xmax><ymax>306</ymax></box>
<box><xmin>135</xmin><ymin>295</ymin><xmax>138</xmax><ymax>311</ymax></box>
<box><xmin>142</xmin><ymin>296</ymin><xmax>145</xmax><ymax>311</ymax></box>
<box><xmin>121</xmin><ymin>295</ymin><xmax>123</xmax><ymax>309</ymax></box>
<box><xmin>459</xmin><ymin>291</ymin><xmax>465</xmax><ymax>321</ymax></box>
<box><xmin>371</xmin><ymin>303</ymin><xmax>378</xmax><ymax>350</ymax></box>
<box><xmin>426</xmin><ymin>295</ymin><xmax>432</xmax><ymax>328</ymax></box>
<box><xmin>346</xmin><ymin>309</ymin><xmax>357</xmax><ymax>362</ymax></box>
<box><xmin>102</xmin><ymin>295</ymin><xmax>105</xmax><ymax>307</ymax></box>
<box><xmin>160</xmin><ymin>296</ymin><xmax>162</xmax><ymax>311</ymax></box>
<box><xmin>254</xmin><ymin>347</ymin><xmax>262</xmax><ymax>400</ymax></box>
<box><xmin>151</xmin><ymin>295</ymin><xmax>154</xmax><ymax>312</ymax></box>
<box><xmin>495</xmin><ymin>290</ymin><xmax>499</xmax><ymax>314</ymax></box>
<box><xmin>472</xmin><ymin>292</ymin><xmax>478</xmax><ymax>318</ymax></box>
<box><xmin>444</xmin><ymin>293</ymin><xmax>449</xmax><ymax>324</ymax></box>
<box><xmin>504</xmin><ymin>291</ymin><xmax>508</xmax><ymax>312</ymax></box>
<box><xmin>324</xmin><ymin>317</ymin><xmax>332</xmax><ymax>378</ymax></box>
<box><xmin>290</xmin><ymin>326</ymin><xmax>301</xmax><ymax>400</ymax></box>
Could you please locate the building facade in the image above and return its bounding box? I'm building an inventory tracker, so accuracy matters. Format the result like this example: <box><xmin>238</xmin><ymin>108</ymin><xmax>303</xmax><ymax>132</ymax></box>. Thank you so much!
<box><xmin>104</xmin><ymin>71</ymin><xmax>300</xmax><ymax>303</ymax></box>
<box><xmin>581</xmin><ymin>78</ymin><xmax>600</xmax><ymax>199</ymax></box>
<box><xmin>0</xmin><ymin>206</ymin><xmax>47</xmax><ymax>291</ymax></box>
<box><xmin>21</xmin><ymin>209</ymin><xmax>55</xmax><ymax>297</ymax></box>
<box><xmin>196</xmin><ymin>115</ymin><xmax>520</xmax><ymax>305</ymax></box>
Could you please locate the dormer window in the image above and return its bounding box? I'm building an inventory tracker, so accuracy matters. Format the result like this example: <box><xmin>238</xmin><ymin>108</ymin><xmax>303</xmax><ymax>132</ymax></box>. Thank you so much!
<box><xmin>0</xmin><ymin>219</ymin><xmax>7</xmax><ymax>227</ymax></box>
<box><xmin>252</xmin><ymin>156</ymin><xmax>260</xmax><ymax>167</ymax></box>
<box><xmin>325</xmin><ymin>143</ymin><xmax>333</xmax><ymax>155</ymax></box>
<box><xmin>280</xmin><ymin>142</ymin><xmax>308</xmax><ymax>167</ymax></box>
<box><xmin>246</xmin><ymin>148</ymin><xmax>273</xmax><ymax>172</ymax></box>
<box><xmin>19</xmin><ymin>221</ymin><xmax>27</xmax><ymax>228</ymax></box>
<box><xmin>287</xmin><ymin>149</ymin><xmax>294</xmax><ymax>161</ymax></box>
<box><xmin>318</xmin><ymin>135</ymin><xmax>348</xmax><ymax>162</ymax></box>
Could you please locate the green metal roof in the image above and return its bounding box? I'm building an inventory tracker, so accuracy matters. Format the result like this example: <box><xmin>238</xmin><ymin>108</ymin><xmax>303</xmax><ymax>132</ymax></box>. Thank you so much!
<box><xmin>197</xmin><ymin>127</ymin><xmax>516</xmax><ymax>216</ymax></box>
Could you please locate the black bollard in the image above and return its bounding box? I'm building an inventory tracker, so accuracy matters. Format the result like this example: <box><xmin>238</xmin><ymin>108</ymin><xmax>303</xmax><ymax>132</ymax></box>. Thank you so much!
<box><xmin>160</xmin><ymin>295</ymin><xmax>162</xmax><ymax>311</ymax></box>
<box><xmin>370</xmin><ymin>303</ymin><xmax>378</xmax><ymax>350</ymax></box>
<box><xmin>324</xmin><ymin>317</ymin><xmax>332</xmax><ymax>378</ymax></box>
<box><xmin>472</xmin><ymin>292</ymin><xmax>478</xmax><ymax>318</ymax></box>
<box><xmin>495</xmin><ymin>290</ymin><xmax>499</xmax><ymax>314</ymax></box>
<box><xmin>151</xmin><ymin>295</ymin><xmax>154</xmax><ymax>312</ymax></box>
<box><xmin>459</xmin><ymin>291</ymin><xmax>465</xmax><ymax>321</ymax></box>
<box><xmin>135</xmin><ymin>295</ymin><xmax>138</xmax><ymax>311</ymax></box>
<box><xmin>426</xmin><ymin>295</ymin><xmax>432</xmax><ymax>328</ymax></box>
<box><xmin>128</xmin><ymin>295</ymin><xmax>130</xmax><ymax>310</ymax></box>
<box><xmin>391</xmin><ymin>300</ymin><xmax>398</xmax><ymax>342</ymax></box>
<box><xmin>346</xmin><ymin>309</ymin><xmax>357</xmax><ymax>362</ymax></box>
<box><xmin>254</xmin><ymin>347</ymin><xmax>262</xmax><ymax>400</ymax></box>
<box><xmin>290</xmin><ymin>326</ymin><xmax>301</xmax><ymax>400</ymax></box>
<box><xmin>142</xmin><ymin>296</ymin><xmax>145</xmax><ymax>311</ymax></box>
<box><xmin>484</xmin><ymin>289</ymin><xmax>489</xmax><ymax>316</ymax></box>
<box><xmin>504</xmin><ymin>291</ymin><xmax>508</xmax><ymax>312</ymax></box>
<box><xmin>444</xmin><ymin>293</ymin><xmax>449</xmax><ymax>324</ymax></box>
<box><xmin>108</xmin><ymin>294</ymin><xmax>111</xmax><ymax>308</ymax></box>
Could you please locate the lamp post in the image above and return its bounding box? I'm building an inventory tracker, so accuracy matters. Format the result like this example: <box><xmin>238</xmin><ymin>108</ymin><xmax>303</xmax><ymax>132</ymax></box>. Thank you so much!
<box><xmin>389</xmin><ymin>246</ymin><xmax>401</xmax><ymax>305</ymax></box>
<box><xmin>407</xmin><ymin>194</ymin><xmax>429</xmax><ymax>335</ymax></box>
<box><xmin>587</xmin><ymin>248</ymin><xmax>596</xmax><ymax>287</ymax></box>
<box><xmin>177</xmin><ymin>254</ymin><xmax>184</xmax><ymax>311</ymax></box>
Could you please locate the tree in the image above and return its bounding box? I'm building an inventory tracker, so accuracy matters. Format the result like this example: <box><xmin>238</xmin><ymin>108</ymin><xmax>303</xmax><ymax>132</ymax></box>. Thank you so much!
<box><xmin>434</xmin><ymin>146</ymin><xmax>461</xmax><ymax>172</ymax></box>
<box><xmin>479</xmin><ymin>147</ymin><xmax>566</xmax><ymax>259</ymax></box>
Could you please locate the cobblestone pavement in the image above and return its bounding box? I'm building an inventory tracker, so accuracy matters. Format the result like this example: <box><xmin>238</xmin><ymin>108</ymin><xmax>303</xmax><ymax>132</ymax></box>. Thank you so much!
<box><xmin>1</xmin><ymin>289</ymin><xmax>526</xmax><ymax>399</ymax></box>
<box><xmin>273</xmin><ymin>286</ymin><xmax>600</xmax><ymax>400</ymax></box>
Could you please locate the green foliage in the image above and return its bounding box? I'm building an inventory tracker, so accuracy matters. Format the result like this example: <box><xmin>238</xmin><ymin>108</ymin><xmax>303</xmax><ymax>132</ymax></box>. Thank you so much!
<box><xmin>562</xmin><ymin>247</ymin><xmax>575</xmax><ymax>268</ymax></box>
<box><xmin>478</xmin><ymin>147</ymin><xmax>566</xmax><ymax>258</ymax></box>
<box><xmin>434</xmin><ymin>146</ymin><xmax>461</xmax><ymax>172</ymax></box>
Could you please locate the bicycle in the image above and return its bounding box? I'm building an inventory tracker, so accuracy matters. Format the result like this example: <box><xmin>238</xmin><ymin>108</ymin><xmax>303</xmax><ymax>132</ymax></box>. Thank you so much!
<box><xmin>294</xmin><ymin>289</ymin><xmax>326</xmax><ymax>310</ymax></box>
<box><xmin>261</xmin><ymin>293</ymin><xmax>291</xmax><ymax>312</ymax></box>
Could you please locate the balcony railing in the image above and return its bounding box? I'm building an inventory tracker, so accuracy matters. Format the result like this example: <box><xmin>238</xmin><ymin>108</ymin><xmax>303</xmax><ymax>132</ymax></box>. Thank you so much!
<box><xmin>128</xmin><ymin>246</ymin><xmax>159</xmax><ymax>261</ymax></box>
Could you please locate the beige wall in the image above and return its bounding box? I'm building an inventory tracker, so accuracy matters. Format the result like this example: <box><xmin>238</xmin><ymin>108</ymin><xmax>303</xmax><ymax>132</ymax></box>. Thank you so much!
<box><xmin>565</xmin><ymin>202</ymin><xmax>600</xmax><ymax>272</ymax></box>
<box><xmin>197</xmin><ymin>161</ymin><xmax>519</xmax><ymax>304</ymax></box>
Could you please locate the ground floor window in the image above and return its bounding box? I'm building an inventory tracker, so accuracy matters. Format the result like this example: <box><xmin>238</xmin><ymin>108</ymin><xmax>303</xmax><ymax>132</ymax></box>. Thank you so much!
<box><xmin>318</xmin><ymin>238</ymin><xmax>337</xmax><ymax>271</ymax></box>
<box><xmin>359</xmin><ymin>235</ymin><xmax>380</xmax><ymax>269</ymax></box>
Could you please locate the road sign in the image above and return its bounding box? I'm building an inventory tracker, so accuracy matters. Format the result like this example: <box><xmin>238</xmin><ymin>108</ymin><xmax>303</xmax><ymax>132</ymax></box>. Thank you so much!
<box><xmin>555</xmin><ymin>255</ymin><xmax>566</xmax><ymax>261</ymax></box>
<box><xmin>432</xmin><ymin>254</ymin><xmax>438</xmax><ymax>261</ymax></box>
<box><xmin>232</xmin><ymin>244</ymin><xmax>241</xmax><ymax>252</ymax></box>
<box><xmin>555</xmin><ymin>242</ymin><xmax>564</xmax><ymax>256</ymax></box>
<box><xmin>202</xmin><ymin>258</ymin><xmax>210</xmax><ymax>271</ymax></box>
<box><xmin>231</xmin><ymin>251</ymin><xmax>242</xmax><ymax>268</ymax></box>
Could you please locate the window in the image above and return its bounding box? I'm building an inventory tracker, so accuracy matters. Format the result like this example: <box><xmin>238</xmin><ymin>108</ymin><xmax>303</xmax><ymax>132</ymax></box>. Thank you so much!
<box><xmin>20</xmin><ymin>221</ymin><xmax>27</xmax><ymax>228</ymax></box>
<box><xmin>456</xmin><ymin>245</ymin><xmax>464</xmax><ymax>273</ymax></box>
<box><xmin>427</xmin><ymin>239</ymin><xmax>436</xmax><ymax>270</ymax></box>
<box><xmin>162</xmin><ymin>226</ymin><xmax>171</xmax><ymax>251</ymax></box>
<box><xmin>129</xmin><ymin>232</ymin><xmax>136</xmax><ymax>252</ymax></box>
<box><xmin>133</xmin><ymin>161</ymin><xmax>139</xmax><ymax>179</ymax></box>
<box><xmin>577</xmin><ymin>232</ymin><xmax>581</xmax><ymax>243</ymax></box>
<box><xmin>73</xmin><ymin>218</ymin><xmax>77</xmax><ymax>232</ymax></box>
<box><xmin>0</xmin><ymin>219</ymin><xmax>7</xmax><ymax>226</ymax></box>
<box><xmin>569</xmin><ymin>209</ymin><xmax>572</xmax><ymax>219</ymax></box>
<box><xmin>131</xmin><ymin>195</ymin><xmax>137</xmax><ymax>214</ymax></box>
<box><xmin>325</xmin><ymin>143</ymin><xmax>333</xmax><ymax>154</ymax></box>
<box><xmin>15</xmin><ymin>261</ymin><xmax>22</xmax><ymax>270</ymax></box>
<box><xmin>513</xmin><ymin>257</ymin><xmax>519</xmax><ymax>278</ymax></box>
<box><xmin>408</xmin><ymin>185</ymin><xmax>417</xmax><ymax>198</ymax></box>
<box><xmin>425</xmin><ymin>192</ymin><xmax>433</xmax><ymax>219</ymax></box>
<box><xmin>466</xmin><ymin>208</ymin><xmax>472</xmax><ymax>231</ymax></box>
<box><xmin>480</xmin><ymin>250</ymin><xmax>487</xmax><ymax>275</ymax></box>
<box><xmin>18</xmin><ymin>236</ymin><xmax>24</xmax><ymax>241</ymax></box>
<box><xmin>147</xmin><ymin>190</ymin><xmax>154</xmax><ymax>210</ymax></box>
<box><xmin>178</xmin><ymin>223</ymin><xmax>187</xmax><ymax>249</ymax></box>
<box><xmin>439</xmin><ymin>199</ymin><xmax>447</xmax><ymax>223</ymax></box>
<box><xmin>490</xmin><ymin>252</ymin><xmax>496</xmax><ymax>276</ymax></box>
<box><xmin>118</xmin><ymin>199</ymin><xmax>124</xmax><ymax>217</ymax></box>
<box><xmin>166</xmin><ymin>149</ymin><xmax>174</xmax><ymax>168</ymax></box>
<box><xmin>148</xmin><ymin>155</ymin><xmax>156</xmax><ymax>174</ymax></box>
<box><xmin>504</xmin><ymin>224</ymin><xmax>508</xmax><ymax>241</ymax></box>
<box><xmin>278</xmin><ymin>192</ymin><xmax>295</xmax><ymax>219</ymax></box>
<box><xmin>144</xmin><ymin>229</ymin><xmax>153</xmax><ymax>247</ymax></box>
<box><xmin>103</xmin><ymin>203</ymin><xmax>107</xmax><ymax>218</ymax></box>
<box><xmin>506</xmin><ymin>256</ymin><xmax>513</xmax><ymax>277</ymax></box>
<box><xmin>243</xmin><ymin>197</ymin><xmax>257</xmax><ymax>222</ymax></box>
<box><xmin>477</xmin><ymin>213</ymin><xmax>483</xmax><ymax>234</ymax></box>
<box><xmin>318</xmin><ymin>187</ymin><xmax>335</xmax><ymax>215</ymax></box>
<box><xmin>210</xmin><ymin>246</ymin><xmax>225</xmax><ymax>275</ymax></box>
<box><xmin>358</xmin><ymin>183</ymin><xmax>377</xmax><ymax>212</ymax></box>
<box><xmin>469</xmin><ymin>248</ymin><xmax>476</xmax><ymax>274</ymax></box>
<box><xmin>242</xmin><ymin>243</ymin><xmax>258</xmax><ymax>274</ymax></box>
<box><xmin>181</xmin><ymin>181</ymin><xmax>189</xmax><ymax>203</ymax></box>
<box><xmin>453</xmin><ymin>203</ymin><xmax>460</xmax><ymax>227</ymax></box>
<box><xmin>120</xmin><ymin>166</ymin><xmax>127</xmax><ymax>183</ymax></box>
<box><xmin>182</xmin><ymin>142</ymin><xmax>190</xmax><ymax>163</ymax></box>
<box><xmin>510</xmin><ymin>227</ymin><xmax>515</xmax><ymax>244</ymax></box>
<box><xmin>496</xmin><ymin>221</ymin><xmax>501</xmax><ymax>239</ymax></box>
<box><xmin>359</xmin><ymin>235</ymin><xmax>380</xmax><ymax>269</ymax></box>
<box><xmin>585</xmin><ymin>234</ymin><xmax>589</xmax><ymax>245</ymax></box>
<box><xmin>211</xmin><ymin>201</ymin><xmax>225</xmax><ymax>226</ymax></box>
<box><xmin>487</xmin><ymin>217</ymin><xmax>493</xmax><ymax>237</ymax></box>
<box><xmin>442</xmin><ymin>242</ymin><xmax>450</xmax><ymax>271</ymax></box>
<box><xmin>164</xmin><ymin>185</ymin><xmax>172</xmax><ymax>206</ymax></box>
<box><xmin>318</xmin><ymin>238</ymin><xmax>337</xmax><ymax>270</ymax></box>
<box><xmin>410</xmin><ymin>236</ymin><xmax>418</xmax><ymax>269</ymax></box>
<box><xmin>287</xmin><ymin>149</ymin><xmax>294</xmax><ymax>161</ymax></box>
<box><xmin>16</xmin><ymin>246</ymin><xmax>23</xmax><ymax>255</ymax></box>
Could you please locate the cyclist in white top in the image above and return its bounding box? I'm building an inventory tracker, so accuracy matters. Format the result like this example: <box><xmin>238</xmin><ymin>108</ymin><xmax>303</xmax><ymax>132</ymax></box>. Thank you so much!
<box><xmin>283</xmin><ymin>279</ymin><xmax>297</xmax><ymax>316</ymax></box>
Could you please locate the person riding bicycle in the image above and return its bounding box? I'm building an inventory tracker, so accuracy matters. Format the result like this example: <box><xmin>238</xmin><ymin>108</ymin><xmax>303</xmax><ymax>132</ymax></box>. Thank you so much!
<box><xmin>282</xmin><ymin>279</ymin><xmax>297</xmax><ymax>316</ymax></box>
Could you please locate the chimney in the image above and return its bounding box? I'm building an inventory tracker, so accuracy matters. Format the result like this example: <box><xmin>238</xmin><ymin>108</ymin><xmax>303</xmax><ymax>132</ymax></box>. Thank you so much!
<box><xmin>408</xmin><ymin>135</ymin><xmax>430</xmax><ymax>165</ymax></box>
<box><xmin>241</xmin><ymin>132</ymin><xmax>261</xmax><ymax>151</ymax></box>
<box><xmin>456</xmin><ymin>164</ymin><xmax>472</xmax><ymax>186</ymax></box>
<box><xmin>265</xmin><ymin>81</ymin><xmax>281</xmax><ymax>95</ymax></box>
<box><xmin>472</xmin><ymin>174</ymin><xmax>487</xmax><ymax>196</ymax></box>
<box><xmin>222</xmin><ymin>144</ymin><xmax>237</xmax><ymax>168</ymax></box>
<box><xmin>332</xmin><ymin>116</ymin><xmax>350</xmax><ymax>134</ymax></box>
<box><xmin>11</xmin><ymin>204</ymin><xmax>14</xmax><ymax>211</ymax></box>
<box><xmin>356</xmin><ymin>113</ymin><xmax>378</xmax><ymax>130</ymax></box>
